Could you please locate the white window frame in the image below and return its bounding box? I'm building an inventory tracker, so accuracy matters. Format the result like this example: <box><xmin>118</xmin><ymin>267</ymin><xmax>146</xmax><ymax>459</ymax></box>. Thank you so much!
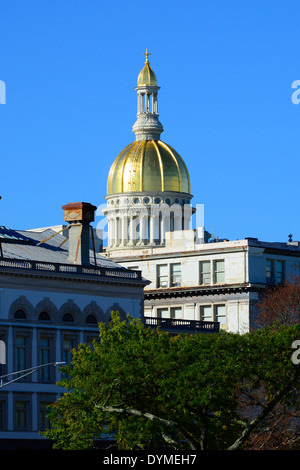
<box><xmin>213</xmin><ymin>259</ymin><xmax>225</xmax><ymax>284</ymax></box>
<box><xmin>170</xmin><ymin>263</ymin><xmax>181</xmax><ymax>287</ymax></box>
<box><xmin>199</xmin><ymin>260</ymin><xmax>211</xmax><ymax>285</ymax></box>
<box><xmin>157</xmin><ymin>264</ymin><xmax>169</xmax><ymax>288</ymax></box>
<box><xmin>199</xmin><ymin>303</ymin><xmax>227</xmax><ymax>326</ymax></box>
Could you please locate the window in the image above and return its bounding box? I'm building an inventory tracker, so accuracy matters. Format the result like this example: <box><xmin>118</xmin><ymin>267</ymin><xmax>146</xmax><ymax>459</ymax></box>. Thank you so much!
<box><xmin>200</xmin><ymin>305</ymin><xmax>212</xmax><ymax>321</ymax></box>
<box><xmin>14</xmin><ymin>335</ymin><xmax>28</xmax><ymax>378</ymax></box>
<box><xmin>215</xmin><ymin>304</ymin><xmax>226</xmax><ymax>325</ymax></box>
<box><xmin>157</xmin><ymin>308</ymin><xmax>169</xmax><ymax>319</ymax></box>
<box><xmin>15</xmin><ymin>399</ymin><xmax>31</xmax><ymax>431</ymax></box>
<box><xmin>39</xmin><ymin>311</ymin><xmax>50</xmax><ymax>321</ymax></box>
<box><xmin>0</xmin><ymin>399</ymin><xmax>7</xmax><ymax>430</ymax></box>
<box><xmin>62</xmin><ymin>337</ymin><xmax>76</xmax><ymax>364</ymax></box>
<box><xmin>38</xmin><ymin>336</ymin><xmax>53</xmax><ymax>382</ymax></box>
<box><xmin>200</xmin><ymin>261</ymin><xmax>211</xmax><ymax>285</ymax></box>
<box><xmin>86</xmin><ymin>314</ymin><xmax>97</xmax><ymax>324</ymax></box>
<box><xmin>39</xmin><ymin>401</ymin><xmax>52</xmax><ymax>431</ymax></box>
<box><xmin>14</xmin><ymin>309</ymin><xmax>26</xmax><ymax>319</ymax></box>
<box><xmin>171</xmin><ymin>263</ymin><xmax>181</xmax><ymax>286</ymax></box>
<box><xmin>276</xmin><ymin>260</ymin><xmax>284</xmax><ymax>284</ymax></box>
<box><xmin>63</xmin><ymin>313</ymin><xmax>74</xmax><ymax>323</ymax></box>
<box><xmin>84</xmin><ymin>334</ymin><xmax>99</xmax><ymax>347</ymax></box>
<box><xmin>157</xmin><ymin>265</ymin><xmax>168</xmax><ymax>287</ymax></box>
<box><xmin>170</xmin><ymin>307</ymin><xmax>182</xmax><ymax>319</ymax></box>
<box><xmin>157</xmin><ymin>307</ymin><xmax>182</xmax><ymax>319</ymax></box>
<box><xmin>266</xmin><ymin>259</ymin><xmax>274</xmax><ymax>283</ymax></box>
<box><xmin>214</xmin><ymin>260</ymin><xmax>225</xmax><ymax>283</ymax></box>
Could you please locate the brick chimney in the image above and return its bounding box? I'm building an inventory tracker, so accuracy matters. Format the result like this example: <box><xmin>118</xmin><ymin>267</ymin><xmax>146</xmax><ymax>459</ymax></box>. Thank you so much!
<box><xmin>62</xmin><ymin>202</ymin><xmax>97</xmax><ymax>265</ymax></box>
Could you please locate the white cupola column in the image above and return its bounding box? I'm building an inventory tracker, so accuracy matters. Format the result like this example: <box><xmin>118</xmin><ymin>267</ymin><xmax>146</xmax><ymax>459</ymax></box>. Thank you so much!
<box><xmin>121</xmin><ymin>213</ymin><xmax>128</xmax><ymax>246</ymax></box>
<box><xmin>149</xmin><ymin>216</ymin><xmax>155</xmax><ymax>245</ymax></box>
<box><xmin>128</xmin><ymin>216</ymin><xmax>136</xmax><ymax>245</ymax></box>
<box><xmin>139</xmin><ymin>213</ymin><xmax>148</xmax><ymax>244</ymax></box>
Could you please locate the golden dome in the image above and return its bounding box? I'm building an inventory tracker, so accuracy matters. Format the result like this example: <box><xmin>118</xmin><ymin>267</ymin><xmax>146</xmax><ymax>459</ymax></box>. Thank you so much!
<box><xmin>107</xmin><ymin>140</ymin><xmax>191</xmax><ymax>195</ymax></box>
<box><xmin>137</xmin><ymin>49</ymin><xmax>157</xmax><ymax>87</ymax></box>
<box><xmin>137</xmin><ymin>64</ymin><xmax>157</xmax><ymax>87</ymax></box>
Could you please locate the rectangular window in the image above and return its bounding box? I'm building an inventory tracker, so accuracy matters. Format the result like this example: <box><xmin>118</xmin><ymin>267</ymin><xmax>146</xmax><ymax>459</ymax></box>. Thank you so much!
<box><xmin>15</xmin><ymin>400</ymin><xmax>30</xmax><ymax>431</ymax></box>
<box><xmin>266</xmin><ymin>259</ymin><xmax>274</xmax><ymax>283</ymax></box>
<box><xmin>84</xmin><ymin>334</ymin><xmax>99</xmax><ymax>348</ymax></box>
<box><xmin>38</xmin><ymin>336</ymin><xmax>52</xmax><ymax>382</ymax></box>
<box><xmin>157</xmin><ymin>265</ymin><xmax>168</xmax><ymax>288</ymax></box>
<box><xmin>200</xmin><ymin>261</ymin><xmax>211</xmax><ymax>285</ymax></box>
<box><xmin>39</xmin><ymin>401</ymin><xmax>52</xmax><ymax>431</ymax></box>
<box><xmin>215</xmin><ymin>304</ymin><xmax>226</xmax><ymax>325</ymax></box>
<box><xmin>157</xmin><ymin>308</ymin><xmax>169</xmax><ymax>319</ymax></box>
<box><xmin>200</xmin><ymin>305</ymin><xmax>212</xmax><ymax>321</ymax></box>
<box><xmin>14</xmin><ymin>334</ymin><xmax>30</xmax><ymax>380</ymax></box>
<box><xmin>15</xmin><ymin>336</ymin><xmax>26</xmax><ymax>371</ymax></box>
<box><xmin>0</xmin><ymin>399</ymin><xmax>6</xmax><ymax>430</ymax></box>
<box><xmin>170</xmin><ymin>263</ymin><xmax>181</xmax><ymax>287</ymax></box>
<box><xmin>276</xmin><ymin>260</ymin><xmax>284</xmax><ymax>284</ymax></box>
<box><xmin>62</xmin><ymin>338</ymin><xmax>74</xmax><ymax>365</ymax></box>
<box><xmin>170</xmin><ymin>307</ymin><xmax>182</xmax><ymax>319</ymax></box>
<box><xmin>214</xmin><ymin>260</ymin><xmax>225</xmax><ymax>283</ymax></box>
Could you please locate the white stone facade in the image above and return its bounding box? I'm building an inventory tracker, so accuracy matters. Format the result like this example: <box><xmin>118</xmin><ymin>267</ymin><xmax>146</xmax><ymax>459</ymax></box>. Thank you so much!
<box><xmin>106</xmin><ymin>233</ymin><xmax>300</xmax><ymax>334</ymax></box>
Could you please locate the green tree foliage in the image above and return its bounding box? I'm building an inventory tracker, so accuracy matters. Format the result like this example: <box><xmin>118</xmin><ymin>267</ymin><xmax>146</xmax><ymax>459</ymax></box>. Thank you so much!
<box><xmin>43</xmin><ymin>313</ymin><xmax>300</xmax><ymax>450</ymax></box>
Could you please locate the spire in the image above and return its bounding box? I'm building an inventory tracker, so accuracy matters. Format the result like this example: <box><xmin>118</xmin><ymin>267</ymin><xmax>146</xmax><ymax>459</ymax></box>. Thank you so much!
<box><xmin>133</xmin><ymin>50</ymin><xmax>164</xmax><ymax>141</ymax></box>
<box><xmin>143</xmin><ymin>48</ymin><xmax>151</xmax><ymax>64</ymax></box>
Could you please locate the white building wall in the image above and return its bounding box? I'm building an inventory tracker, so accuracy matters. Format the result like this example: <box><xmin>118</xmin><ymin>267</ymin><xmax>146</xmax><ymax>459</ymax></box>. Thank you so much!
<box><xmin>112</xmin><ymin>237</ymin><xmax>300</xmax><ymax>335</ymax></box>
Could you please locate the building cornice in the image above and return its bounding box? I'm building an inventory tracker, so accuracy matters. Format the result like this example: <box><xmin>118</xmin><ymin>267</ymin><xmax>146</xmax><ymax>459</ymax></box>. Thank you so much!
<box><xmin>0</xmin><ymin>257</ymin><xmax>148</xmax><ymax>287</ymax></box>
<box><xmin>145</xmin><ymin>283</ymin><xmax>266</xmax><ymax>299</ymax></box>
<box><xmin>107</xmin><ymin>240</ymin><xmax>300</xmax><ymax>262</ymax></box>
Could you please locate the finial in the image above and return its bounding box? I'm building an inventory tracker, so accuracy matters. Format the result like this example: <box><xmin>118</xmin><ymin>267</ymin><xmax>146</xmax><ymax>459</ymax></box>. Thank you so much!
<box><xmin>143</xmin><ymin>48</ymin><xmax>151</xmax><ymax>64</ymax></box>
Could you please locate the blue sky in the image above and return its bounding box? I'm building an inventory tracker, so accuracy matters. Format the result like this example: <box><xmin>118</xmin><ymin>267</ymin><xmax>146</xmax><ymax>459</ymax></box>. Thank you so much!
<box><xmin>0</xmin><ymin>0</ymin><xmax>299</xmax><ymax>245</ymax></box>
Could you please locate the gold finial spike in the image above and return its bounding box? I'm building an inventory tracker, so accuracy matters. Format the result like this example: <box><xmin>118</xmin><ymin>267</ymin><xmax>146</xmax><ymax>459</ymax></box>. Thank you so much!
<box><xmin>143</xmin><ymin>48</ymin><xmax>151</xmax><ymax>64</ymax></box>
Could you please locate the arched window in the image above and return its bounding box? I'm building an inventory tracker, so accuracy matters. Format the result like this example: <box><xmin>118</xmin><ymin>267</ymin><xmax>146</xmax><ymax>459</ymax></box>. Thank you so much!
<box><xmin>14</xmin><ymin>309</ymin><xmax>26</xmax><ymax>319</ymax></box>
<box><xmin>86</xmin><ymin>314</ymin><xmax>97</xmax><ymax>324</ymax></box>
<box><xmin>39</xmin><ymin>311</ymin><xmax>50</xmax><ymax>321</ymax></box>
<box><xmin>63</xmin><ymin>313</ymin><xmax>74</xmax><ymax>323</ymax></box>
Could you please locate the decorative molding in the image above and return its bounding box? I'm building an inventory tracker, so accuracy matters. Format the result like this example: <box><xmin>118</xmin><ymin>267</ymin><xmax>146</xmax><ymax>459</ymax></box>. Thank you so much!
<box><xmin>58</xmin><ymin>299</ymin><xmax>81</xmax><ymax>324</ymax></box>
<box><xmin>33</xmin><ymin>297</ymin><xmax>59</xmax><ymax>322</ymax></box>
<box><xmin>8</xmin><ymin>295</ymin><xmax>34</xmax><ymax>320</ymax></box>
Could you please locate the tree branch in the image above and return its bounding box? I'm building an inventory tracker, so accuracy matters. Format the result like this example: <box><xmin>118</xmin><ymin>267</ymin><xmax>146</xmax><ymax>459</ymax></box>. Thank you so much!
<box><xmin>227</xmin><ymin>379</ymin><xmax>298</xmax><ymax>450</ymax></box>
<box><xmin>95</xmin><ymin>404</ymin><xmax>198</xmax><ymax>450</ymax></box>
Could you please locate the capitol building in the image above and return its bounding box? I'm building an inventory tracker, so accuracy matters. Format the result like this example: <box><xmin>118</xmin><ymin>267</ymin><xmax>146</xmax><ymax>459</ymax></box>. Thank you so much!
<box><xmin>0</xmin><ymin>50</ymin><xmax>299</xmax><ymax>448</ymax></box>
<box><xmin>102</xmin><ymin>50</ymin><xmax>300</xmax><ymax>334</ymax></box>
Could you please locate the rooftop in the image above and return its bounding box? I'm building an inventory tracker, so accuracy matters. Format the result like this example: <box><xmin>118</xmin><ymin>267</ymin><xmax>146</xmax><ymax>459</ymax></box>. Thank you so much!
<box><xmin>104</xmin><ymin>229</ymin><xmax>300</xmax><ymax>260</ymax></box>
<box><xmin>0</xmin><ymin>226</ymin><xmax>144</xmax><ymax>283</ymax></box>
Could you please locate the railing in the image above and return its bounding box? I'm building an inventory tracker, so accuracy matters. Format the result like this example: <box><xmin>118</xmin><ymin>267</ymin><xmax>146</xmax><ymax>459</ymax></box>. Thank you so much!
<box><xmin>0</xmin><ymin>257</ymin><xmax>142</xmax><ymax>280</ymax></box>
<box><xmin>144</xmin><ymin>317</ymin><xmax>219</xmax><ymax>333</ymax></box>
